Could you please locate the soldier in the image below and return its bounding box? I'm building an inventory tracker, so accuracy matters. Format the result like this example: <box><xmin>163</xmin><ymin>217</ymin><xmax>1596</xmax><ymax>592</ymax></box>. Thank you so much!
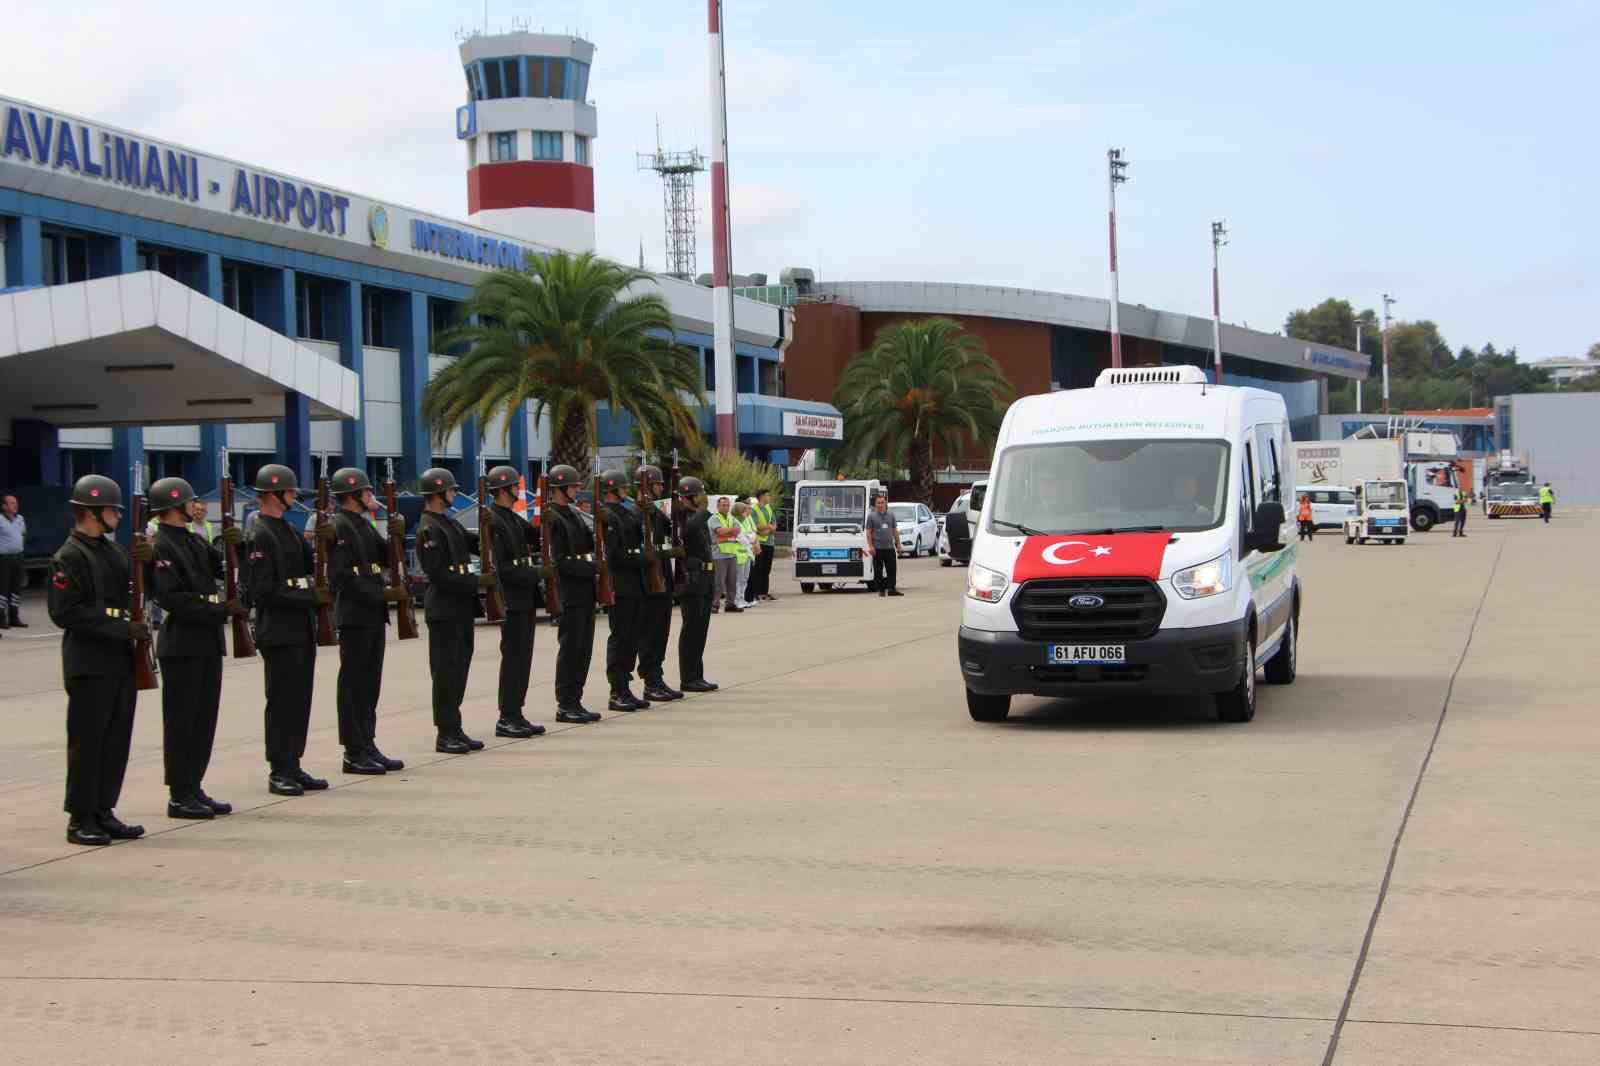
<box><xmin>327</xmin><ymin>468</ymin><xmax>409</xmax><ymax>774</ymax></box>
<box><xmin>247</xmin><ymin>463</ymin><xmax>331</xmax><ymax>797</ymax></box>
<box><xmin>49</xmin><ymin>475</ymin><xmax>151</xmax><ymax>846</ymax></box>
<box><xmin>635</xmin><ymin>466</ymin><xmax>683</xmax><ymax>703</ymax></box>
<box><xmin>676</xmin><ymin>476</ymin><xmax>719</xmax><ymax>693</ymax></box>
<box><xmin>148</xmin><ymin>476</ymin><xmax>245</xmax><ymax>820</ymax></box>
<box><xmin>599</xmin><ymin>469</ymin><xmax>650</xmax><ymax>712</ymax></box>
<box><xmin>545</xmin><ymin>465</ymin><xmax>603</xmax><ymax>723</ymax></box>
<box><xmin>416</xmin><ymin>468</ymin><xmax>494</xmax><ymax>753</ymax></box>
<box><xmin>483</xmin><ymin>465</ymin><xmax>547</xmax><ymax>739</ymax></box>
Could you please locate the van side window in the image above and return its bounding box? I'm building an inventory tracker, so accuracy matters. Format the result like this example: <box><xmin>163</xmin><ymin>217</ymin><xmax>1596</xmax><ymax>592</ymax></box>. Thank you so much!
<box><xmin>1254</xmin><ymin>425</ymin><xmax>1282</xmax><ymax>503</ymax></box>
<box><xmin>1242</xmin><ymin>443</ymin><xmax>1257</xmax><ymax>529</ymax></box>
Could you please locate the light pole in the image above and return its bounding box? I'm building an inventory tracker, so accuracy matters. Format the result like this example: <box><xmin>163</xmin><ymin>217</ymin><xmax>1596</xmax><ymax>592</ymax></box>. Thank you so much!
<box><xmin>1107</xmin><ymin>148</ymin><xmax>1129</xmax><ymax>368</ymax></box>
<box><xmin>1210</xmin><ymin>220</ymin><xmax>1228</xmax><ymax>383</ymax></box>
<box><xmin>1354</xmin><ymin>321</ymin><xmax>1363</xmax><ymax>413</ymax></box>
<box><xmin>708</xmin><ymin>0</ymin><xmax>737</xmax><ymax>451</ymax></box>
<box><xmin>1381</xmin><ymin>293</ymin><xmax>1396</xmax><ymax>414</ymax></box>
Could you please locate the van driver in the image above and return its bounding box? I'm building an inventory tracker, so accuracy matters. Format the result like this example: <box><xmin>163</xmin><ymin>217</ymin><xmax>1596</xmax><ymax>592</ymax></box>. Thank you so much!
<box><xmin>1172</xmin><ymin>472</ymin><xmax>1211</xmax><ymax>520</ymax></box>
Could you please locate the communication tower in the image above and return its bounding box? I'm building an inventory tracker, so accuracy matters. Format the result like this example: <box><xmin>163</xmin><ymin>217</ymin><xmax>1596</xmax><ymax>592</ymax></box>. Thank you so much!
<box><xmin>637</xmin><ymin>130</ymin><xmax>706</xmax><ymax>279</ymax></box>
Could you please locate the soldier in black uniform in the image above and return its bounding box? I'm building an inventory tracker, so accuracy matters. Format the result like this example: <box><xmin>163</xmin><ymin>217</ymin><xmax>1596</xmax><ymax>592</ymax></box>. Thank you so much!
<box><xmin>48</xmin><ymin>475</ymin><xmax>151</xmax><ymax>846</ymax></box>
<box><xmin>247</xmin><ymin>463</ymin><xmax>331</xmax><ymax>797</ymax></box>
<box><xmin>545</xmin><ymin>465</ymin><xmax>603</xmax><ymax>723</ymax></box>
<box><xmin>599</xmin><ymin>469</ymin><xmax>650</xmax><ymax>712</ymax></box>
<box><xmin>416</xmin><ymin>468</ymin><xmax>495</xmax><ymax>753</ymax></box>
<box><xmin>148</xmin><ymin>476</ymin><xmax>245</xmax><ymax>820</ymax></box>
<box><xmin>635</xmin><ymin>465</ymin><xmax>683</xmax><ymax>703</ymax></box>
<box><xmin>676</xmin><ymin>476</ymin><xmax>719</xmax><ymax>693</ymax></box>
<box><xmin>483</xmin><ymin>465</ymin><xmax>547</xmax><ymax>739</ymax></box>
<box><xmin>327</xmin><ymin>468</ymin><xmax>409</xmax><ymax>775</ymax></box>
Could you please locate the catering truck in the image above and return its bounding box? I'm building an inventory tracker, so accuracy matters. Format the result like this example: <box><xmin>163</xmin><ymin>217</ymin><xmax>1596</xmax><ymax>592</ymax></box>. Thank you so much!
<box><xmin>958</xmin><ymin>366</ymin><xmax>1298</xmax><ymax>725</ymax></box>
<box><xmin>1290</xmin><ymin>431</ymin><xmax>1459</xmax><ymax>533</ymax></box>
<box><xmin>792</xmin><ymin>478</ymin><xmax>884</xmax><ymax>592</ymax></box>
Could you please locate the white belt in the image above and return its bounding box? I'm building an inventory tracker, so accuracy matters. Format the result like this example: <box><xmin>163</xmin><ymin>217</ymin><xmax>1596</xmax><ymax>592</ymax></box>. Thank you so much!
<box><xmin>350</xmin><ymin>564</ymin><xmax>382</xmax><ymax>575</ymax></box>
<box><xmin>284</xmin><ymin>577</ymin><xmax>312</xmax><ymax>590</ymax></box>
<box><xmin>104</xmin><ymin>606</ymin><xmax>127</xmax><ymax>618</ymax></box>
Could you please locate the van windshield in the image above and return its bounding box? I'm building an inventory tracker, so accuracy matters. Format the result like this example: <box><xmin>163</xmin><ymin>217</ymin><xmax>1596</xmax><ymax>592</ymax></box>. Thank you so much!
<box><xmin>796</xmin><ymin>484</ymin><xmax>867</xmax><ymax>532</ymax></box>
<box><xmin>987</xmin><ymin>440</ymin><xmax>1229</xmax><ymax>535</ymax></box>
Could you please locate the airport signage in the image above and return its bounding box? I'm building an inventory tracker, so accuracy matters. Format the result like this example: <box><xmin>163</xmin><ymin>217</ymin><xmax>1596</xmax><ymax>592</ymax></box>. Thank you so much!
<box><xmin>783</xmin><ymin>412</ymin><xmax>844</xmax><ymax>441</ymax></box>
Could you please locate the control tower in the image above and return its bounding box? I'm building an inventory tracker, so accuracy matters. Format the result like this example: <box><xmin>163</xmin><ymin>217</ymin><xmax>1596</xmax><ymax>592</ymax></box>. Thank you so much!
<box><xmin>456</xmin><ymin>31</ymin><xmax>597</xmax><ymax>252</ymax></box>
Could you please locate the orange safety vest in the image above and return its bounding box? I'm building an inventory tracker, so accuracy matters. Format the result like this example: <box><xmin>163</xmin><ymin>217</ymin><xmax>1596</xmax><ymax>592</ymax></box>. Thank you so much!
<box><xmin>1297</xmin><ymin>500</ymin><xmax>1313</xmax><ymax>522</ymax></box>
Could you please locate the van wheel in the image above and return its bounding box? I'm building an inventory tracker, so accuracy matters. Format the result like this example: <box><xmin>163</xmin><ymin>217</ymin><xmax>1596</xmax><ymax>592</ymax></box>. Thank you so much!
<box><xmin>1264</xmin><ymin>611</ymin><xmax>1297</xmax><ymax>684</ymax></box>
<box><xmin>818</xmin><ymin>582</ymin><xmax>834</xmax><ymax>590</ymax></box>
<box><xmin>940</xmin><ymin>557</ymin><xmax>952</xmax><ymax>567</ymax></box>
<box><xmin>1411</xmin><ymin>508</ymin><xmax>1435</xmax><ymax>532</ymax></box>
<box><xmin>1344</xmin><ymin>534</ymin><xmax>1355</xmax><ymax>544</ymax></box>
<box><xmin>966</xmin><ymin>689</ymin><xmax>1011</xmax><ymax>722</ymax></box>
<box><xmin>1397</xmin><ymin>539</ymin><xmax>1406</xmax><ymax>546</ymax></box>
<box><xmin>800</xmin><ymin>582</ymin><xmax>815</xmax><ymax>594</ymax></box>
<box><xmin>1216</xmin><ymin>633</ymin><xmax>1257</xmax><ymax>723</ymax></box>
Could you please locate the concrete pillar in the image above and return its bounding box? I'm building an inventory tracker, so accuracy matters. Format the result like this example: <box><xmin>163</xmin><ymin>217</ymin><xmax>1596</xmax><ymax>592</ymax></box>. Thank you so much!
<box><xmin>280</xmin><ymin>393</ymin><xmax>313</xmax><ymax>489</ymax></box>
<box><xmin>460</xmin><ymin>417</ymin><xmax>482</xmax><ymax>488</ymax></box>
<box><xmin>393</xmin><ymin>292</ymin><xmax>431</xmax><ymax>483</ymax></box>
<box><xmin>110</xmin><ymin>427</ymin><xmax>146</xmax><ymax>544</ymax></box>
<box><xmin>3</xmin><ymin>216</ymin><xmax>44</xmax><ymax>286</ymax></box>
<box><xmin>509</xmin><ymin>401</ymin><xmax>530</xmax><ymax>472</ymax></box>
<box><xmin>335</xmin><ymin>280</ymin><xmax>367</xmax><ymax>472</ymax></box>
<box><xmin>191</xmin><ymin>253</ymin><xmax>227</xmax><ymax>492</ymax></box>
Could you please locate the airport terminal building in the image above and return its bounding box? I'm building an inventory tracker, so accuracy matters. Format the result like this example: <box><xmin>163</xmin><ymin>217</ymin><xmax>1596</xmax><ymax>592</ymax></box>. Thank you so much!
<box><xmin>0</xmin><ymin>33</ymin><xmax>836</xmax><ymax>501</ymax></box>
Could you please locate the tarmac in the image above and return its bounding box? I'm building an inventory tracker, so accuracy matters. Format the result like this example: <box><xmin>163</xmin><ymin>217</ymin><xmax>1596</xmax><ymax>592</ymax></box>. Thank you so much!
<box><xmin>1</xmin><ymin>512</ymin><xmax>1595</xmax><ymax>1064</ymax></box>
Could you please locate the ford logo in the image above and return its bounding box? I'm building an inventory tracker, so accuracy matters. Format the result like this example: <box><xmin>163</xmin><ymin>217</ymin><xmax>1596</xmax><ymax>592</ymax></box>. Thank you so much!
<box><xmin>1068</xmin><ymin>594</ymin><xmax>1105</xmax><ymax>610</ymax></box>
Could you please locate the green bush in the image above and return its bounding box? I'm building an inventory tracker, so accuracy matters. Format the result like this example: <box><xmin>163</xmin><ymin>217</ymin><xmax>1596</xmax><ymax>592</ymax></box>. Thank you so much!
<box><xmin>687</xmin><ymin>447</ymin><xmax>784</xmax><ymax>502</ymax></box>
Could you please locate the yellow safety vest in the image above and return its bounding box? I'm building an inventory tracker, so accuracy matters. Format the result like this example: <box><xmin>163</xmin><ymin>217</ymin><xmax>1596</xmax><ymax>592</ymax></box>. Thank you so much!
<box><xmin>1539</xmin><ymin>486</ymin><xmax>1554</xmax><ymax>505</ymax></box>
<box><xmin>753</xmin><ymin>502</ymin><xmax>775</xmax><ymax>544</ymax></box>
<box><xmin>711</xmin><ymin>513</ymin><xmax>743</xmax><ymax>559</ymax></box>
<box><xmin>738</xmin><ymin>515</ymin><xmax>758</xmax><ymax>562</ymax></box>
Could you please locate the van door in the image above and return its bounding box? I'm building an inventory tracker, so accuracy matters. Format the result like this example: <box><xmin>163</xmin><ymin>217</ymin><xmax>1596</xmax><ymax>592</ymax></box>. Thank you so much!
<box><xmin>1247</xmin><ymin>423</ymin><xmax>1294</xmax><ymax>656</ymax></box>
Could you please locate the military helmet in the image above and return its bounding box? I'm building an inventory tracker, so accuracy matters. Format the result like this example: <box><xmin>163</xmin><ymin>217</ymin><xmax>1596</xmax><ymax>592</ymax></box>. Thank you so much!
<box><xmin>419</xmin><ymin>467</ymin><xmax>458</xmax><ymax>496</ymax></box>
<box><xmin>599</xmin><ymin>468</ymin><xmax>628</xmax><ymax>496</ymax></box>
<box><xmin>147</xmin><ymin>476</ymin><xmax>196</xmax><ymax>514</ymax></box>
<box><xmin>636</xmin><ymin>464</ymin><xmax>663</xmax><ymax>490</ymax></box>
<box><xmin>485</xmin><ymin>465</ymin><xmax>521</xmax><ymax>494</ymax></box>
<box><xmin>70</xmin><ymin>474</ymin><xmax>124</xmax><ymax>511</ymax></box>
<box><xmin>330</xmin><ymin>467</ymin><xmax>372</xmax><ymax>497</ymax></box>
<box><xmin>547</xmin><ymin>464</ymin><xmax>581</xmax><ymax>490</ymax></box>
<box><xmin>676</xmin><ymin>475</ymin><xmax>706</xmax><ymax>500</ymax></box>
<box><xmin>254</xmin><ymin>464</ymin><xmax>299</xmax><ymax>494</ymax></box>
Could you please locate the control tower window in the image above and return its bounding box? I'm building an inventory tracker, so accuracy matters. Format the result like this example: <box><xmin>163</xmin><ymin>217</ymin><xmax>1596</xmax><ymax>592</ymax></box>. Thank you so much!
<box><xmin>490</xmin><ymin>132</ymin><xmax>518</xmax><ymax>162</ymax></box>
<box><xmin>483</xmin><ymin>61</ymin><xmax>504</xmax><ymax>100</ymax></box>
<box><xmin>500</xmin><ymin>59</ymin><xmax>521</xmax><ymax>97</ymax></box>
<box><xmin>574</xmin><ymin>135</ymin><xmax>589</xmax><ymax>165</ymax></box>
<box><xmin>533</xmin><ymin>132</ymin><xmax>563</xmax><ymax>161</ymax></box>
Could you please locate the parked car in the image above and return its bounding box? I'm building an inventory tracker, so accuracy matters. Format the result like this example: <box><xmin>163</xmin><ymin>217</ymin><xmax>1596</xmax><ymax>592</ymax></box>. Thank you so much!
<box><xmin>938</xmin><ymin>481</ymin><xmax>986</xmax><ymax>566</ymax></box>
<box><xmin>888</xmin><ymin>502</ymin><xmax>938</xmax><ymax>557</ymax></box>
<box><xmin>1295</xmin><ymin>484</ymin><xmax>1358</xmax><ymax>530</ymax></box>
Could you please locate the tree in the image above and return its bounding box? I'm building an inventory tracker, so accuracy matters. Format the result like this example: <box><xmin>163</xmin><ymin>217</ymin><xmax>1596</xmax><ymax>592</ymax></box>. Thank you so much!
<box><xmin>423</xmin><ymin>251</ymin><xmax>704</xmax><ymax>473</ymax></box>
<box><xmin>830</xmin><ymin>318</ymin><xmax>1013</xmax><ymax>504</ymax></box>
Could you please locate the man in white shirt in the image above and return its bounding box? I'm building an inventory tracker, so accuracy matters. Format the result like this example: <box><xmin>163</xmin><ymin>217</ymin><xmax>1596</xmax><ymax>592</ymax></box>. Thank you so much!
<box><xmin>0</xmin><ymin>493</ymin><xmax>28</xmax><ymax>628</ymax></box>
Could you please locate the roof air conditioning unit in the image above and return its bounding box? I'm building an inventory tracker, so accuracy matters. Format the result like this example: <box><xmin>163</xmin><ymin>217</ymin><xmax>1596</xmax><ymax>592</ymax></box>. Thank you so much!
<box><xmin>1093</xmin><ymin>365</ymin><xmax>1210</xmax><ymax>388</ymax></box>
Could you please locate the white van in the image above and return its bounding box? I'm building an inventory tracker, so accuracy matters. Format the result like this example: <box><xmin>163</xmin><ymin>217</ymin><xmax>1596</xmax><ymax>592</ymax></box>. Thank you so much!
<box><xmin>958</xmin><ymin>366</ymin><xmax>1299</xmax><ymax>724</ymax></box>
<box><xmin>792</xmin><ymin>478</ymin><xmax>884</xmax><ymax>592</ymax></box>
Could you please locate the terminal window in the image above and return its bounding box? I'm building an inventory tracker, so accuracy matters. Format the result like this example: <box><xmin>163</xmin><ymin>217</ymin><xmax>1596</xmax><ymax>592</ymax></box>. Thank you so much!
<box><xmin>490</xmin><ymin>131</ymin><xmax>517</xmax><ymax>162</ymax></box>
<box><xmin>533</xmin><ymin>132</ymin><xmax>563</xmax><ymax>161</ymax></box>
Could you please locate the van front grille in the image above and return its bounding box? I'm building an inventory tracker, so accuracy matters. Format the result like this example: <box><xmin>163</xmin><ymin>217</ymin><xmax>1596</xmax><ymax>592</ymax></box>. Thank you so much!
<box><xmin>1011</xmin><ymin>578</ymin><xmax>1165</xmax><ymax>642</ymax></box>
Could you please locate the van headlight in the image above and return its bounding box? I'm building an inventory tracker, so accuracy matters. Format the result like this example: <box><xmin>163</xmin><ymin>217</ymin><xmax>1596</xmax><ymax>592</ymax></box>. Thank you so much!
<box><xmin>1171</xmin><ymin>552</ymin><xmax>1232</xmax><ymax>599</ymax></box>
<box><xmin>966</xmin><ymin>563</ymin><xmax>1009</xmax><ymax>603</ymax></box>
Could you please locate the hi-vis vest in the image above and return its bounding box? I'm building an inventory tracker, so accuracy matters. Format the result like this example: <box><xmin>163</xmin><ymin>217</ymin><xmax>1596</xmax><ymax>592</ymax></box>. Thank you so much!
<box><xmin>711</xmin><ymin>513</ymin><xmax>743</xmax><ymax>560</ymax></box>
<box><xmin>1539</xmin><ymin>486</ymin><xmax>1554</xmax><ymax>505</ymax></box>
<box><xmin>753</xmin><ymin>502</ymin><xmax>775</xmax><ymax>544</ymax></box>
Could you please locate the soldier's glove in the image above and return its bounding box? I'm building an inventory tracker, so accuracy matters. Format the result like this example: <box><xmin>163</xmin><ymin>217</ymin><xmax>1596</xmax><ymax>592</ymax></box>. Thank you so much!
<box><xmin>129</xmin><ymin>540</ymin><xmax>154</xmax><ymax>563</ymax></box>
<box><xmin>387</xmin><ymin>516</ymin><xmax>406</xmax><ymax>540</ymax></box>
<box><xmin>225</xmin><ymin>598</ymin><xmax>247</xmax><ymax>616</ymax></box>
<box><xmin>127</xmin><ymin>620</ymin><xmax>152</xmax><ymax>641</ymax></box>
<box><xmin>219</xmin><ymin>526</ymin><xmax>244</xmax><ymax>546</ymax></box>
<box><xmin>314</xmin><ymin>521</ymin><xmax>337</xmax><ymax>543</ymax></box>
<box><xmin>313</xmin><ymin>588</ymin><xmax>333</xmax><ymax>607</ymax></box>
<box><xmin>477</xmin><ymin>572</ymin><xmax>499</xmax><ymax>589</ymax></box>
<box><xmin>383</xmin><ymin>586</ymin><xmax>408</xmax><ymax>604</ymax></box>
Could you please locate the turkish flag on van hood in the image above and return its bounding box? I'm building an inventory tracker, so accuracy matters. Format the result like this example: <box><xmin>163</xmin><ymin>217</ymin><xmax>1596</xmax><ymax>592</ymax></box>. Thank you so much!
<box><xmin>1010</xmin><ymin>533</ymin><xmax>1172</xmax><ymax>581</ymax></box>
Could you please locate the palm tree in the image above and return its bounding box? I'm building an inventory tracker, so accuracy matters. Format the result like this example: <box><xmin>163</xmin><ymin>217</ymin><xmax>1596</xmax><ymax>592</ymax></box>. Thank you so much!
<box><xmin>832</xmin><ymin>318</ymin><xmax>1013</xmax><ymax>503</ymax></box>
<box><xmin>423</xmin><ymin>251</ymin><xmax>704</xmax><ymax>473</ymax></box>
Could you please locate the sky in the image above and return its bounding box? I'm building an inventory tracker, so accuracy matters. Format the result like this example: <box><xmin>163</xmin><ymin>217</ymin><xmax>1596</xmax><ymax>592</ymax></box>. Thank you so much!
<box><xmin>4</xmin><ymin>0</ymin><xmax>1596</xmax><ymax>359</ymax></box>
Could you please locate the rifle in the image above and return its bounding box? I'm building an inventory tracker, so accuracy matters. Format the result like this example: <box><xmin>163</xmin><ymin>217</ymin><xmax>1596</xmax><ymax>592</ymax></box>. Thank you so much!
<box><xmin>592</xmin><ymin>472</ymin><xmax>616</xmax><ymax>607</ymax></box>
<box><xmin>218</xmin><ymin>451</ymin><xmax>257</xmax><ymax>658</ymax></box>
<box><xmin>385</xmin><ymin>459</ymin><xmax>419</xmax><ymax>640</ymax></box>
<box><xmin>128</xmin><ymin>464</ymin><xmax>159</xmax><ymax>691</ymax></box>
<box><xmin>537</xmin><ymin>469</ymin><xmax>560</xmax><ymax>617</ymax></box>
<box><xmin>670</xmin><ymin>449</ymin><xmax>689</xmax><ymax>596</ymax></box>
<box><xmin>478</xmin><ymin>470</ymin><xmax>506</xmax><ymax>623</ymax></box>
<box><xmin>639</xmin><ymin>472</ymin><xmax>667</xmax><ymax>595</ymax></box>
<box><xmin>313</xmin><ymin>457</ymin><xmax>338</xmax><ymax>647</ymax></box>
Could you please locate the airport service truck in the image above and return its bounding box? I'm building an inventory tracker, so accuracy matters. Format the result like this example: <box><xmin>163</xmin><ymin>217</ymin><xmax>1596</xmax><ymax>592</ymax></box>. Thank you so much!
<box><xmin>1291</xmin><ymin>432</ymin><xmax>1459</xmax><ymax>532</ymax></box>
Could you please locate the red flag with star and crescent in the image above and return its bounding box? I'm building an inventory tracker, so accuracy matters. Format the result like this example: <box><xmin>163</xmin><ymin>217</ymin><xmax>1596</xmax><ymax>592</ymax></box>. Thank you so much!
<box><xmin>1010</xmin><ymin>533</ymin><xmax>1172</xmax><ymax>581</ymax></box>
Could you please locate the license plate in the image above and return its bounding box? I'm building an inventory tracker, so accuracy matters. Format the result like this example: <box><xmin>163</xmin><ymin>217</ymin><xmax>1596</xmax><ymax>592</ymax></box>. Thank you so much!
<box><xmin>820</xmin><ymin>564</ymin><xmax>838</xmax><ymax>575</ymax></box>
<box><xmin>1049</xmin><ymin>644</ymin><xmax>1125</xmax><ymax>665</ymax></box>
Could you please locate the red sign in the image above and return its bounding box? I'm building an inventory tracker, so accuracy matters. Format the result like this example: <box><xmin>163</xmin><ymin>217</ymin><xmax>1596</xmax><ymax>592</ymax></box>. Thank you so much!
<box><xmin>1010</xmin><ymin>532</ymin><xmax>1171</xmax><ymax>581</ymax></box>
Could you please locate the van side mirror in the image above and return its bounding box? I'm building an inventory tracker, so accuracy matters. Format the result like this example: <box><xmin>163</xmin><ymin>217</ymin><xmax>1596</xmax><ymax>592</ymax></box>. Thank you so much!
<box><xmin>1248</xmin><ymin>501</ymin><xmax>1287</xmax><ymax>553</ymax></box>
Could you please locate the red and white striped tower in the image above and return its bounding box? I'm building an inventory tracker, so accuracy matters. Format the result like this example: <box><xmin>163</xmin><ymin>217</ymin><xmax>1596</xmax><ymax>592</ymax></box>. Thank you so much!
<box><xmin>708</xmin><ymin>0</ymin><xmax>737</xmax><ymax>451</ymax></box>
<box><xmin>459</xmin><ymin>31</ymin><xmax>597</xmax><ymax>252</ymax></box>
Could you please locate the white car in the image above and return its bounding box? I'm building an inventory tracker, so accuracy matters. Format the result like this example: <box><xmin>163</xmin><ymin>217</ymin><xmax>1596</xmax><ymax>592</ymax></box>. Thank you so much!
<box><xmin>889</xmin><ymin>502</ymin><xmax>938</xmax><ymax>557</ymax></box>
<box><xmin>1295</xmin><ymin>484</ymin><xmax>1357</xmax><ymax>530</ymax></box>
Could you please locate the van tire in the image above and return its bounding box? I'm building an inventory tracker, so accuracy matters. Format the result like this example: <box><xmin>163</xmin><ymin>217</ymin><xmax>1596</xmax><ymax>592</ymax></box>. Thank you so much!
<box><xmin>940</xmin><ymin>557</ymin><xmax>952</xmax><ymax>567</ymax></box>
<box><xmin>1411</xmin><ymin>507</ymin><xmax>1436</xmax><ymax>532</ymax></box>
<box><xmin>1263</xmin><ymin>611</ymin><xmax>1297</xmax><ymax>685</ymax></box>
<box><xmin>966</xmin><ymin>689</ymin><xmax>1011</xmax><ymax>722</ymax></box>
<box><xmin>1216</xmin><ymin>633</ymin><xmax>1257</xmax><ymax>723</ymax></box>
<box><xmin>1344</xmin><ymin>534</ymin><xmax>1355</xmax><ymax>544</ymax></box>
<box><xmin>800</xmin><ymin>582</ymin><xmax>815</xmax><ymax>594</ymax></box>
<box><xmin>818</xmin><ymin>582</ymin><xmax>834</xmax><ymax>591</ymax></box>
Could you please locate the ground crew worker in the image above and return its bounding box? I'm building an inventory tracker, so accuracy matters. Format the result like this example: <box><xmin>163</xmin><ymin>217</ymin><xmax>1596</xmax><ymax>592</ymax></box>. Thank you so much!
<box><xmin>676</xmin><ymin>477</ymin><xmax>718</xmax><ymax>693</ymax></box>
<box><xmin>1296</xmin><ymin>494</ymin><xmax>1315</xmax><ymax>542</ymax></box>
<box><xmin>599</xmin><ymin>469</ymin><xmax>651</xmax><ymax>711</ymax></box>
<box><xmin>248</xmin><ymin>464</ymin><xmax>330</xmax><ymax>797</ymax></box>
<box><xmin>328</xmin><ymin>468</ymin><xmax>408</xmax><ymax>775</ymax></box>
<box><xmin>749</xmin><ymin>489</ymin><xmax>777</xmax><ymax>602</ymax></box>
<box><xmin>545</xmin><ymin>465</ymin><xmax>603</xmax><ymax>722</ymax></box>
<box><xmin>1451</xmin><ymin>489</ymin><xmax>1468</xmax><ymax>538</ymax></box>
<box><xmin>0</xmin><ymin>493</ymin><xmax>27</xmax><ymax>631</ymax></box>
<box><xmin>148</xmin><ymin>476</ymin><xmax>244</xmax><ymax>820</ymax></box>
<box><xmin>415</xmin><ymin>468</ymin><xmax>491</xmax><ymax>754</ymax></box>
<box><xmin>710</xmin><ymin>495</ymin><xmax>743</xmax><ymax>613</ymax></box>
<box><xmin>635</xmin><ymin>466</ymin><xmax>682</xmax><ymax>703</ymax></box>
<box><xmin>483</xmin><ymin>465</ymin><xmax>546</xmax><ymax>739</ymax></box>
<box><xmin>1539</xmin><ymin>482</ymin><xmax>1554</xmax><ymax>523</ymax></box>
<box><xmin>49</xmin><ymin>474</ymin><xmax>150</xmax><ymax>846</ymax></box>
